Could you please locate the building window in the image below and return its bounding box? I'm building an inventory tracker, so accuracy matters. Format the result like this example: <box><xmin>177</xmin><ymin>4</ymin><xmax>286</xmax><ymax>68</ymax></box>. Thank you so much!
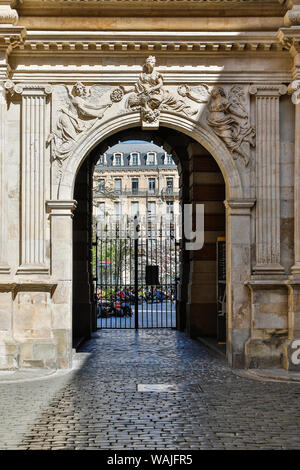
<box><xmin>98</xmin><ymin>179</ymin><xmax>105</xmax><ymax>193</ymax></box>
<box><xmin>147</xmin><ymin>202</ymin><xmax>156</xmax><ymax>220</ymax></box>
<box><xmin>131</xmin><ymin>202</ymin><xmax>139</xmax><ymax>218</ymax></box>
<box><xmin>148</xmin><ymin>178</ymin><xmax>156</xmax><ymax>194</ymax></box>
<box><xmin>147</xmin><ymin>152</ymin><xmax>156</xmax><ymax>165</ymax></box>
<box><xmin>114</xmin><ymin>202</ymin><xmax>121</xmax><ymax>220</ymax></box>
<box><xmin>98</xmin><ymin>154</ymin><xmax>106</xmax><ymax>165</ymax></box>
<box><xmin>130</xmin><ymin>152</ymin><xmax>139</xmax><ymax>166</ymax></box>
<box><xmin>165</xmin><ymin>154</ymin><xmax>174</xmax><ymax>165</ymax></box>
<box><xmin>113</xmin><ymin>153</ymin><xmax>123</xmax><ymax>166</ymax></box>
<box><xmin>114</xmin><ymin>178</ymin><xmax>122</xmax><ymax>195</ymax></box>
<box><xmin>97</xmin><ymin>202</ymin><xmax>105</xmax><ymax>219</ymax></box>
<box><xmin>132</xmin><ymin>178</ymin><xmax>139</xmax><ymax>195</ymax></box>
<box><xmin>166</xmin><ymin>201</ymin><xmax>174</xmax><ymax>219</ymax></box>
<box><xmin>166</xmin><ymin>177</ymin><xmax>173</xmax><ymax>193</ymax></box>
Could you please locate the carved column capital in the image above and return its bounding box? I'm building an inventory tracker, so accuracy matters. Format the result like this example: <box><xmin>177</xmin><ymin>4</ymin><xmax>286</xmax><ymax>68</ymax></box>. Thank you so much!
<box><xmin>4</xmin><ymin>80</ymin><xmax>53</xmax><ymax>97</ymax></box>
<box><xmin>0</xmin><ymin>2</ymin><xmax>18</xmax><ymax>25</ymax></box>
<box><xmin>288</xmin><ymin>79</ymin><xmax>300</xmax><ymax>93</ymax></box>
<box><xmin>287</xmin><ymin>80</ymin><xmax>300</xmax><ymax>105</ymax></box>
<box><xmin>249</xmin><ymin>84</ymin><xmax>288</xmax><ymax>97</ymax></box>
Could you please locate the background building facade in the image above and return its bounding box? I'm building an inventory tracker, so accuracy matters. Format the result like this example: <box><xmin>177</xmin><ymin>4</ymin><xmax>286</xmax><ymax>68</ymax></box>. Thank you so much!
<box><xmin>93</xmin><ymin>141</ymin><xmax>180</xmax><ymax>227</ymax></box>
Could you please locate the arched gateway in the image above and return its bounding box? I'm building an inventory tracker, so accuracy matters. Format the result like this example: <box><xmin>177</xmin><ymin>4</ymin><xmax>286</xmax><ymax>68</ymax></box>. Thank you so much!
<box><xmin>0</xmin><ymin>2</ymin><xmax>299</xmax><ymax>372</ymax></box>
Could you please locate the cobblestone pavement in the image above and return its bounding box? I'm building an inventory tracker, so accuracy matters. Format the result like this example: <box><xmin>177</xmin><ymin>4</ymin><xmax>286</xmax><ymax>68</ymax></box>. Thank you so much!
<box><xmin>1</xmin><ymin>329</ymin><xmax>300</xmax><ymax>450</ymax></box>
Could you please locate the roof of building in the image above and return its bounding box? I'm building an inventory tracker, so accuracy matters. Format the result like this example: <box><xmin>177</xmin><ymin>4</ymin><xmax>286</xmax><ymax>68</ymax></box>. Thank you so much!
<box><xmin>95</xmin><ymin>140</ymin><xmax>175</xmax><ymax>170</ymax></box>
<box><xmin>105</xmin><ymin>140</ymin><xmax>167</xmax><ymax>155</ymax></box>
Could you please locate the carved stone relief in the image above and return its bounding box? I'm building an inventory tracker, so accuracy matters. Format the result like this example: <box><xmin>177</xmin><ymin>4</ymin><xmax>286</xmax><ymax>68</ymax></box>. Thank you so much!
<box><xmin>48</xmin><ymin>57</ymin><xmax>254</xmax><ymax>173</ymax></box>
<box><xmin>48</xmin><ymin>82</ymin><xmax>113</xmax><ymax>164</ymax></box>
<box><xmin>118</xmin><ymin>56</ymin><xmax>200</xmax><ymax>129</ymax></box>
<box><xmin>206</xmin><ymin>85</ymin><xmax>255</xmax><ymax>166</ymax></box>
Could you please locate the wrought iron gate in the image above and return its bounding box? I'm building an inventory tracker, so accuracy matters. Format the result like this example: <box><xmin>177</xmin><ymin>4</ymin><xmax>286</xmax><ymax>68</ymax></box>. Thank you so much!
<box><xmin>93</xmin><ymin>220</ymin><xmax>180</xmax><ymax>329</ymax></box>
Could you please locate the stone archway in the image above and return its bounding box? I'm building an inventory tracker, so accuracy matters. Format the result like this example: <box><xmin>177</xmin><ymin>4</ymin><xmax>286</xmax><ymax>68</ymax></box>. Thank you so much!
<box><xmin>47</xmin><ymin>111</ymin><xmax>254</xmax><ymax>369</ymax></box>
<box><xmin>57</xmin><ymin>111</ymin><xmax>243</xmax><ymax>201</ymax></box>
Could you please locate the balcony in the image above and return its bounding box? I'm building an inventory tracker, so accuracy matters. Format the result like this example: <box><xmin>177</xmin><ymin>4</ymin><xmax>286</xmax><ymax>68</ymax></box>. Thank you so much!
<box><xmin>94</xmin><ymin>188</ymin><xmax>179</xmax><ymax>199</ymax></box>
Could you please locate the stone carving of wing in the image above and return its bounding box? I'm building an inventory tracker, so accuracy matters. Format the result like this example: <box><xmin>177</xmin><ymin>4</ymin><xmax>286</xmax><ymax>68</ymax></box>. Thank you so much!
<box><xmin>55</xmin><ymin>84</ymin><xmax>72</xmax><ymax>109</ymax></box>
<box><xmin>228</xmin><ymin>85</ymin><xmax>247</xmax><ymax>114</ymax></box>
<box><xmin>89</xmin><ymin>85</ymin><xmax>111</xmax><ymax>106</ymax></box>
<box><xmin>177</xmin><ymin>84</ymin><xmax>210</xmax><ymax>103</ymax></box>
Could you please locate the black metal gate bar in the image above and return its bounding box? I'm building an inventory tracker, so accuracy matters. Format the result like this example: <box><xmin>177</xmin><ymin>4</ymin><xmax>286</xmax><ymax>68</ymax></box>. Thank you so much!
<box><xmin>94</xmin><ymin>219</ymin><xmax>180</xmax><ymax>329</ymax></box>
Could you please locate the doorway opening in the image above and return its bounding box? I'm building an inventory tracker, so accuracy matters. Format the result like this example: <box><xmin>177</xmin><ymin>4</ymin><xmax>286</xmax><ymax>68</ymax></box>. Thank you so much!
<box><xmin>71</xmin><ymin>127</ymin><xmax>226</xmax><ymax>350</ymax></box>
<box><xmin>93</xmin><ymin>138</ymin><xmax>180</xmax><ymax>329</ymax></box>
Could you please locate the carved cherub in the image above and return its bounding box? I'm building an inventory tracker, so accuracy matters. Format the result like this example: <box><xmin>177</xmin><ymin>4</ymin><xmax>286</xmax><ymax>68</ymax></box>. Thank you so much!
<box><xmin>48</xmin><ymin>82</ymin><xmax>112</xmax><ymax>163</ymax></box>
<box><xmin>206</xmin><ymin>86</ymin><xmax>255</xmax><ymax>166</ymax></box>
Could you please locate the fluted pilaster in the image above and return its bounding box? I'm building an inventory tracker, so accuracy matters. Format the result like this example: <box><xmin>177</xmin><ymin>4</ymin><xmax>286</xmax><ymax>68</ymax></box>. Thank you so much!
<box><xmin>249</xmin><ymin>84</ymin><xmax>287</xmax><ymax>275</ymax></box>
<box><xmin>7</xmin><ymin>83</ymin><xmax>53</xmax><ymax>274</ymax></box>
<box><xmin>0</xmin><ymin>83</ymin><xmax>9</xmax><ymax>273</ymax></box>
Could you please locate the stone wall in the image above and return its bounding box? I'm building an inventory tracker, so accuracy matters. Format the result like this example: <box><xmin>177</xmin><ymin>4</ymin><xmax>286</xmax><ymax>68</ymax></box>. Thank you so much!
<box><xmin>0</xmin><ymin>0</ymin><xmax>299</xmax><ymax>370</ymax></box>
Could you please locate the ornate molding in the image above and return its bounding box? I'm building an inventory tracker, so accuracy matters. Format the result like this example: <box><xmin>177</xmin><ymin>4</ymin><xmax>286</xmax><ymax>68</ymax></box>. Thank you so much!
<box><xmin>277</xmin><ymin>27</ymin><xmax>300</xmax><ymax>58</ymax></box>
<box><xmin>13</xmin><ymin>31</ymin><xmax>285</xmax><ymax>55</ymax></box>
<box><xmin>0</xmin><ymin>26</ymin><xmax>25</xmax><ymax>59</ymax></box>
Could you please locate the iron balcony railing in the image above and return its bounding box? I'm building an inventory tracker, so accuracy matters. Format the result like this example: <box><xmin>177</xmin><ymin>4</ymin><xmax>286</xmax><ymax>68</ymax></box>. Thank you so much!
<box><xmin>94</xmin><ymin>189</ymin><xmax>179</xmax><ymax>198</ymax></box>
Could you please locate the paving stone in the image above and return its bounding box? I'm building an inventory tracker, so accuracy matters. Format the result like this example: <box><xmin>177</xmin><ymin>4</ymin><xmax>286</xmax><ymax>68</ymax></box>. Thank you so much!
<box><xmin>0</xmin><ymin>330</ymin><xmax>300</xmax><ymax>449</ymax></box>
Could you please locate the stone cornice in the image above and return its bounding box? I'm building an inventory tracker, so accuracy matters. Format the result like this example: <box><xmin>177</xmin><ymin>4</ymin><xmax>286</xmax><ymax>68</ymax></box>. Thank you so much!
<box><xmin>15</xmin><ymin>0</ymin><xmax>288</xmax><ymax>20</ymax></box>
<box><xmin>0</xmin><ymin>25</ymin><xmax>25</xmax><ymax>54</ymax></box>
<box><xmin>11</xmin><ymin>31</ymin><xmax>286</xmax><ymax>54</ymax></box>
<box><xmin>277</xmin><ymin>26</ymin><xmax>300</xmax><ymax>55</ymax></box>
<box><xmin>38</xmin><ymin>0</ymin><xmax>283</xmax><ymax>3</ymax></box>
<box><xmin>17</xmin><ymin>0</ymin><xmax>287</xmax><ymax>10</ymax></box>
